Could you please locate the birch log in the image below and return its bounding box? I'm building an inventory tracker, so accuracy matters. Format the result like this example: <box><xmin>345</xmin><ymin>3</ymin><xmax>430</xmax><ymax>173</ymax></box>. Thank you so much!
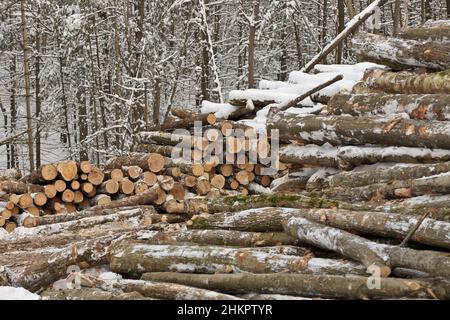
<box><xmin>110</xmin><ymin>244</ymin><xmax>367</xmax><ymax>276</ymax></box>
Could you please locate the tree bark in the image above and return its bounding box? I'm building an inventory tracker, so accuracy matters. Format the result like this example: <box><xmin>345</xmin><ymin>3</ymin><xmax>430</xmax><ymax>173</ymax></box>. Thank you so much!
<box><xmin>141</xmin><ymin>272</ymin><xmax>450</xmax><ymax>299</ymax></box>
<box><xmin>110</xmin><ymin>244</ymin><xmax>367</xmax><ymax>276</ymax></box>
<box><xmin>352</xmin><ymin>33</ymin><xmax>450</xmax><ymax>71</ymax></box>
<box><xmin>279</xmin><ymin>145</ymin><xmax>339</xmax><ymax>167</ymax></box>
<box><xmin>327</xmin><ymin>93</ymin><xmax>450</xmax><ymax>120</ymax></box>
<box><xmin>267</xmin><ymin>110</ymin><xmax>450</xmax><ymax>149</ymax></box>
<box><xmin>247</xmin><ymin>0</ymin><xmax>260</xmax><ymax>89</ymax></box>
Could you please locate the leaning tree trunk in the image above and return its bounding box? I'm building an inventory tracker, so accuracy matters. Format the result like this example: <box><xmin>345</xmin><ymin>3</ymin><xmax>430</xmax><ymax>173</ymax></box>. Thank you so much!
<box><xmin>327</xmin><ymin>93</ymin><xmax>450</xmax><ymax>120</ymax></box>
<box><xmin>354</xmin><ymin>69</ymin><xmax>450</xmax><ymax>94</ymax></box>
<box><xmin>110</xmin><ymin>243</ymin><xmax>367</xmax><ymax>276</ymax></box>
<box><xmin>141</xmin><ymin>272</ymin><xmax>450</xmax><ymax>300</ymax></box>
<box><xmin>267</xmin><ymin>109</ymin><xmax>450</xmax><ymax>149</ymax></box>
<box><xmin>352</xmin><ymin>33</ymin><xmax>450</xmax><ymax>71</ymax></box>
<box><xmin>284</xmin><ymin>217</ymin><xmax>450</xmax><ymax>278</ymax></box>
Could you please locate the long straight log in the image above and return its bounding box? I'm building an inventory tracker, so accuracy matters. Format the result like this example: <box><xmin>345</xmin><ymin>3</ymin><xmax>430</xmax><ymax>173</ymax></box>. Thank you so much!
<box><xmin>267</xmin><ymin>110</ymin><xmax>450</xmax><ymax>149</ymax></box>
<box><xmin>336</xmin><ymin>145</ymin><xmax>450</xmax><ymax>170</ymax></box>
<box><xmin>113</xmin><ymin>279</ymin><xmax>239</xmax><ymax>300</ymax></box>
<box><xmin>327</xmin><ymin>93</ymin><xmax>450</xmax><ymax>120</ymax></box>
<box><xmin>141</xmin><ymin>272</ymin><xmax>450</xmax><ymax>299</ymax></box>
<box><xmin>19</xmin><ymin>164</ymin><xmax>57</xmax><ymax>184</ymax></box>
<box><xmin>41</xmin><ymin>288</ymin><xmax>149</xmax><ymax>300</ymax></box>
<box><xmin>136</xmin><ymin>229</ymin><xmax>298</xmax><ymax>247</ymax></box>
<box><xmin>352</xmin><ymin>33</ymin><xmax>450</xmax><ymax>71</ymax></box>
<box><xmin>110</xmin><ymin>244</ymin><xmax>367</xmax><ymax>276</ymax></box>
<box><xmin>356</xmin><ymin>69</ymin><xmax>450</xmax><ymax>94</ymax></box>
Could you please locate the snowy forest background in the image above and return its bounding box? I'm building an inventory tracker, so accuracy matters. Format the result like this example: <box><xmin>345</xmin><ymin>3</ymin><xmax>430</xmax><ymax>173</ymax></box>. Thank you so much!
<box><xmin>0</xmin><ymin>0</ymin><xmax>449</xmax><ymax>173</ymax></box>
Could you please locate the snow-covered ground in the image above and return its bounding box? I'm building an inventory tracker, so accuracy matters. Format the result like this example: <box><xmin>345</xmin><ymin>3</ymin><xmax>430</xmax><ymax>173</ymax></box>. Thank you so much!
<box><xmin>0</xmin><ymin>286</ymin><xmax>40</xmax><ymax>300</ymax></box>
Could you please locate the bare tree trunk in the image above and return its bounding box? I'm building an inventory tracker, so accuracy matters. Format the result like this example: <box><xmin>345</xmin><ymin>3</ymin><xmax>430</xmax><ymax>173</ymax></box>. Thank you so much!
<box><xmin>153</xmin><ymin>78</ymin><xmax>161</xmax><ymax>126</ymax></box>
<box><xmin>393</xmin><ymin>0</ymin><xmax>401</xmax><ymax>35</ymax></box>
<box><xmin>247</xmin><ymin>0</ymin><xmax>260</xmax><ymax>89</ymax></box>
<box><xmin>336</xmin><ymin>0</ymin><xmax>345</xmax><ymax>64</ymax></box>
<box><xmin>34</xmin><ymin>8</ymin><xmax>41</xmax><ymax>168</ymax></box>
<box><xmin>20</xmin><ymin>0</ymin><xmax>35</xmax><ymax>172</ymax></box>
<box><xmin>9</xmin><ymin>52</ymin><xmax>18</xmax><ymax>168</ymax></box>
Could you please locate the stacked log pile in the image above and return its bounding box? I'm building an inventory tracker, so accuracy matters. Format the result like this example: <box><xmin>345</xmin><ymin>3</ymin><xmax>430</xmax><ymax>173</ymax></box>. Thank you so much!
<box><xmin>1</xmin><ymin>21</ymin><xmax>450</xmax><ymax>300</ymax></box>
<box><xmin>0</xmin><ymin>159</ymin><xmax>190</xmax><ymax>232</ymax></box>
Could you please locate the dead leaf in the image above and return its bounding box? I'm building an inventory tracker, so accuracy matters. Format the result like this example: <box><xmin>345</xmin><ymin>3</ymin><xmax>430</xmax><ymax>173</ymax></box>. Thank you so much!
<box><xmin>418</xmin><ymin>126</ymin><xmax>428</xmax><ymax>136</ymax></box>
<box><xmin>383</xmin><ymin>117</ymin><xmax>403</xmax><ymax>133</ymax></box>
<box><xmin>411</xmin><ymin>105</ymin><xmax>428</xmax><ymax>120</ymax></box>
<box><xmin>405</xmin><ymin>124</ymin><xmax>416</xmax><ymax>136</ymax></box>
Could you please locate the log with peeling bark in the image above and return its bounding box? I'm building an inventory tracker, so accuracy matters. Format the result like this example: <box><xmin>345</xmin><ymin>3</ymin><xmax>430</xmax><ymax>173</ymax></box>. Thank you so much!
<box><xmin>327</xmin><ymin>93</ymin><xmax>450</xmax><ymax>120</ymax></box>
<box><xmin>189</xmin><ymin>207</ymin><xmax>450</xmax><ymax>250</ymax></box>
<box><xmin>355</xmin><ymin>69</ymin><xmax>450</xmax><ymax>94</ymax></box>
<box><xmin>141</xmin><ymin>272</ymin><xmax>450</xmax><ymax>300</ymax></box>
<box><xmin>110</xmin><ymin>244</ymin><xmax>367</xmax><ymax>276</ymax></box>
<box><xmin>112</xmin><ymin>279</ymin><xmax>240</xmax><ymax>300</ymax></box>
<box><xmin>136</xmin><ymin>229</ymin><xmax>297</xmax><ymax>247</ymax></box>
<box><xmin>352</xmin><ymin>33</ymin><xmax>450</xmax><ymax>71</ymax></box>
<box><xmin>327</xmin><ymin>162</ymin><xmax>450</xmax><ymax>188</ymax></box>
<box><xmin>398</xmin><ymin>21</ymin><xmax>450</xmax><ymax>42</ymax></box>
<box><xmin>267</xmin><ymin>109</ymin><xmax>450</xmax><ymax>149</ymax></box>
